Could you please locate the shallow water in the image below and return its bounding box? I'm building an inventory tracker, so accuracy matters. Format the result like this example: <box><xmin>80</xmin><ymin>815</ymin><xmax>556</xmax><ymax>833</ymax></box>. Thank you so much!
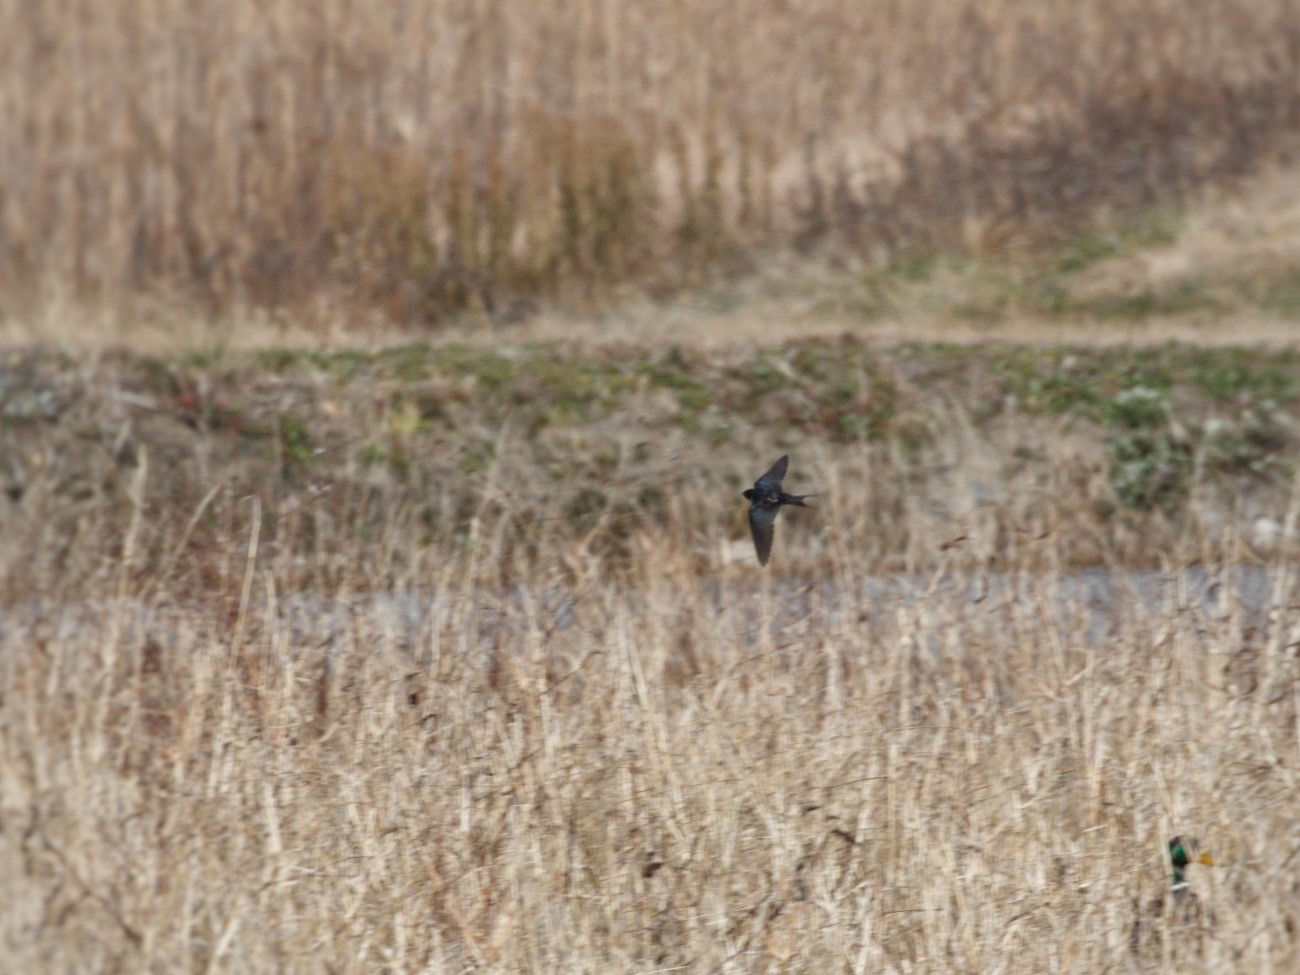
<box><xmin>1</xmin><ymin>563</ymin><xmax>1286</xmax><ymax>667</ymax></box>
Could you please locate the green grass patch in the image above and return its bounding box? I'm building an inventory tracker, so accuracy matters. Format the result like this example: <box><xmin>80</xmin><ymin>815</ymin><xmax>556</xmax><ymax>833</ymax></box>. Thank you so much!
<box><xmin>277</xmin><ymin>413</ymin><xmax>316</xmax><ymax>467</ymax></box>
<box><xmin>1186</xmin><ymin>347</ymin><xmax>1300</xmax><ymax>402</ymax></box>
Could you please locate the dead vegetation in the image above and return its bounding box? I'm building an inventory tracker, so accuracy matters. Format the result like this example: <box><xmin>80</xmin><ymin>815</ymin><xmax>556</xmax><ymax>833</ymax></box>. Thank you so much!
<box><xmin>2</xmin><ymin>339</ymin><xmax>1300</xmax><ymax>970</ymax></box>
<box><xmin>5</xmin><ymin>6</ymin><xmax>1300</xmax><ymax>960</ymax></box>
<box><xmin>5</xmin><ymin>0</ymin><xmax>1300</xmax><ymax>327</ymax></box>
<box><xmin>2</xmin><ymin>358</ymin><xmax>1300</xmax><ymax>969</ymax></box>
<box><xmin>3</xmin><ymin>340</ymin><xmax>1300</xmax><ymax>601</ymax></box>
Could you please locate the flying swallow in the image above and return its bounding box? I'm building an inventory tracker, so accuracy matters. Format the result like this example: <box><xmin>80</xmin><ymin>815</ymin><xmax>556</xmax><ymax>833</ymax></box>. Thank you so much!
<box><xmin>742</xmin><ymin>455</ymin><xmax>814</xmax><ymax>566</ymax></box>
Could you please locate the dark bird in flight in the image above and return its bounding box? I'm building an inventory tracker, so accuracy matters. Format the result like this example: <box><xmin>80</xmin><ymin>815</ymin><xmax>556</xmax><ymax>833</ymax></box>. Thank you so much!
<box><xmin>742</xmin><ymin>455</ymin><xmax>814</xmax><ymax>566</ymax></box>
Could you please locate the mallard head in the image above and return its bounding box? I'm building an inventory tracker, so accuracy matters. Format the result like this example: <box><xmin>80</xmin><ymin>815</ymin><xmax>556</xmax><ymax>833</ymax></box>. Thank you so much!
<box><xmin>1168</xmin><ymin>836</ymin><xmax>1214</xmax><ymax>888</ymax></box>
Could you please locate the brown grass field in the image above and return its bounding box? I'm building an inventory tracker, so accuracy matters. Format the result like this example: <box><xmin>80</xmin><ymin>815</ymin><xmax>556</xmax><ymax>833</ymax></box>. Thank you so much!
<box><xmin>6</xmin><ymin>0</ymin><xmax>1300</xmax><ymax>327</ymax></box>
<box><xmin>6</xmin><ymin>2</ymin><xmax>1300</xmax><ymax>972</ymax></box>
<box><xmin>3</xmin><ymin>336</ymin><xmax>1300</xmax><ymax>972</ymax></box>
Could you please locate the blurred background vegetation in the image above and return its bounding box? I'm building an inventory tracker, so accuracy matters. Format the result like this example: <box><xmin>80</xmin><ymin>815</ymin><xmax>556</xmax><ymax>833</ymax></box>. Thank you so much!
<box><xmin>5</xmin><ymin>0</ymin><xmax>1300</xmax><ymax>328</ymax></box>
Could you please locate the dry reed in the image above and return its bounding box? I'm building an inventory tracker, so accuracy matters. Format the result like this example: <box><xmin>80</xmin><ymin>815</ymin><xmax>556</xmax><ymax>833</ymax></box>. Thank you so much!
<box><xmin>2</xmin><ymin>345</ymin><xmax>1299</xmax><ymax>971</ymax></box>
<box><xmin>5</xmin><ymin>0</ymin><xmax>1300</xmax><ymax>325</ymax></box>
<box><xmin>2</xmin><ymin>446</ymin><xmax>1298</xmax><ymax>972</ymax></box>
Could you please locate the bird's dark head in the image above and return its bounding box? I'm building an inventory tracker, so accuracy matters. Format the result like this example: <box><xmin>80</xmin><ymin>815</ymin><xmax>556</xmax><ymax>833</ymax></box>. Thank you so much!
<box><xmin>1168</xmin><ymin>836</ymin><xmax>1213</xmax><ymax>885</ymax></box>
<box><xmin>742</xmin><ymin>488</ymin><xmax>755</xmax><ymax>502</ymax></box>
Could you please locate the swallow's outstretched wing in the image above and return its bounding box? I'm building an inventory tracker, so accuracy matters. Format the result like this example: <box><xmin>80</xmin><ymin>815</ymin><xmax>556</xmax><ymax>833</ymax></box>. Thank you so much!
<box><xmin>748</xmin><ymin>504</ymin><xmax>779</xmax><ymax>566</ymax></box>
<box><xmin>753</xmin><ymin>455</ymin><xmax>789</xmax><ymax>494</ymax></box>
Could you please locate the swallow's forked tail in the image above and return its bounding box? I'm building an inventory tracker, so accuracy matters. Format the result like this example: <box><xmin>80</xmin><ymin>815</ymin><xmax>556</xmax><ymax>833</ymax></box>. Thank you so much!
<box><xmin>783</xmin><ymin>493</ymin><xmax>816</xmax><ymax>507</ymax></box>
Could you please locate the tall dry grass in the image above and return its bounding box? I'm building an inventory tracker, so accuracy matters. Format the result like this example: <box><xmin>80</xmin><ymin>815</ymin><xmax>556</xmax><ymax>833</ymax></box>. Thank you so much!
<box><xmin>5</xmin><ymin>0</ymin><xmax>1300</xmax><ymax>325</ymax></box>
<box><xmin>2</xmin><ymin>422</ymin><xmax>1299</xmax><ymax>971</ymax></box>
